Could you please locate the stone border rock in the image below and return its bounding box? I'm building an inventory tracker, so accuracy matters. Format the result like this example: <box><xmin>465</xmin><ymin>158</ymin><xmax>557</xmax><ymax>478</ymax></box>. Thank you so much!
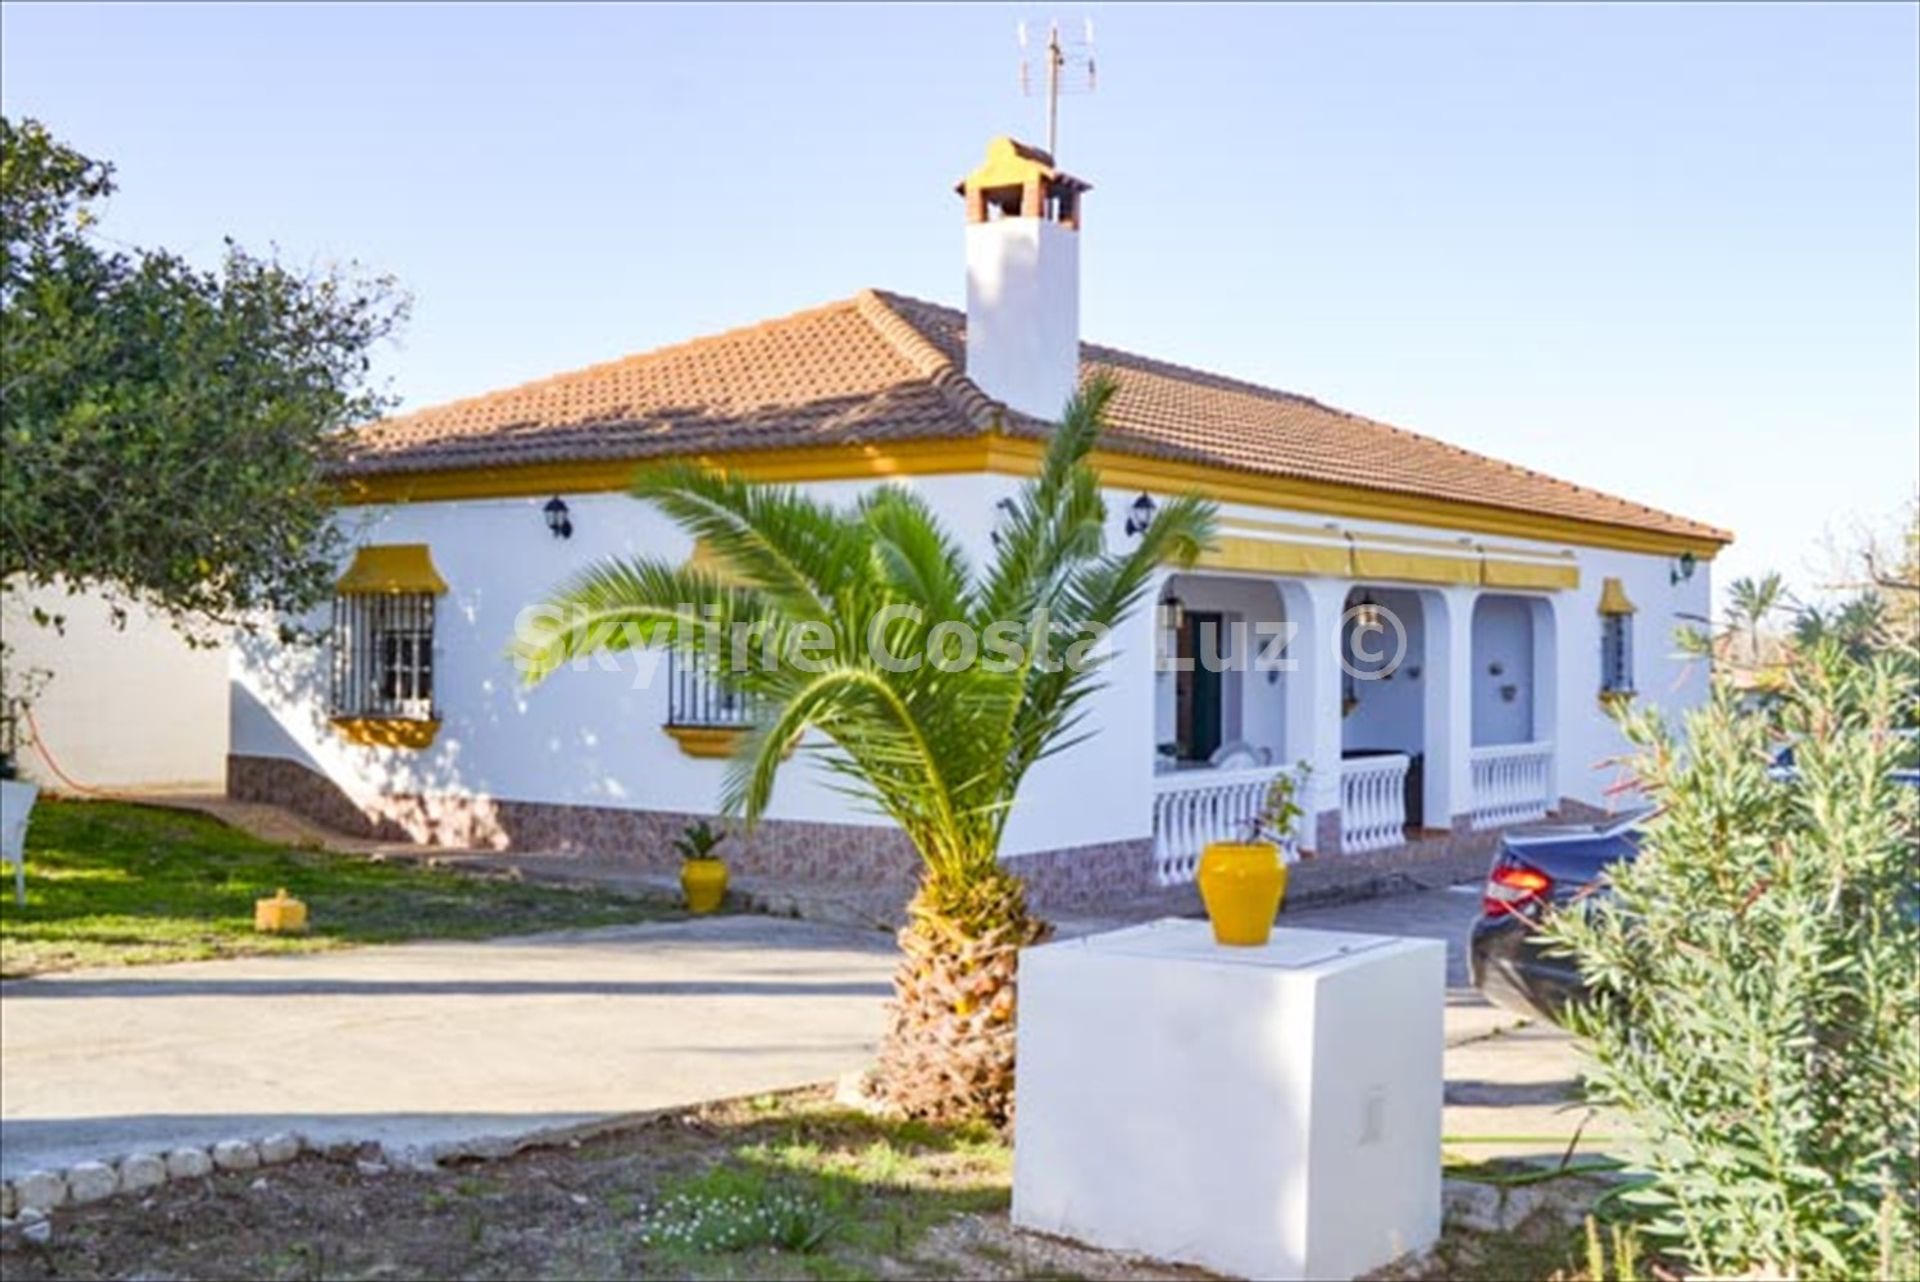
<box><xmin>0</xmin><ymin>1103</ymin><xmax>676</xmax><ymax>1249</ymax></box>
<box><xmin>0</xmin><ymin>1131</ymin><xmax>304</xmax><ymax>1241</ymax></box>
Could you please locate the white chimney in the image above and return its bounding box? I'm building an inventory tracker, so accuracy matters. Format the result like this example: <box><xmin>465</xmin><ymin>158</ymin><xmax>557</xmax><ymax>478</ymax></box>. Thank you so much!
<box><xmin>958</xmin><ymin>137</ymin><xmax>1091</xmax><ymax>422</ymax></box>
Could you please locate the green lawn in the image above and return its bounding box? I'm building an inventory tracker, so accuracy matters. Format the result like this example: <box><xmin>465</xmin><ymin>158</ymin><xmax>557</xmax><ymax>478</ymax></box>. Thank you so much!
<box><xmin>0</xmin><ymin>799</ymin><xmax>671</xmax><ymax>978</ymax></box>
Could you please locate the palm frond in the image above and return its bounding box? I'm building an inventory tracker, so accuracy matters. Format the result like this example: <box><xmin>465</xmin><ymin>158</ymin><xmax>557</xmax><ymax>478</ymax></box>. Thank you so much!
<box><xmin>509</xmin><ymin>557</ymin><xmax>757</xmax><ymax>684</ymax></box>
<box><xmin>631</xmin><ymin>463</ymin><xmax>865</xmax><ymax>621</ymax></box>
<box><xmin>518</xmin><ymin>369</ymin><xmax>1219</xmax><ymax>894</ymax></box>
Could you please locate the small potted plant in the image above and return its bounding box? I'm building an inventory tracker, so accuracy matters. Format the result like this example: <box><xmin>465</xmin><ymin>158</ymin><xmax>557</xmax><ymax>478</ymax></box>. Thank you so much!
<box><xmin>1256</xmin><ymin>762</ymin><xmax>1312</xmax><ymax>867</ymax></box>
<box><xmin>674</xmin><ymin>819</ymin><xmax>729</xmax><ymax>914</ymax></box>
<box><xmin>1196</xmin><ymin>761</ymin><xmax>1312</xmax><ymax>947</ymax></box>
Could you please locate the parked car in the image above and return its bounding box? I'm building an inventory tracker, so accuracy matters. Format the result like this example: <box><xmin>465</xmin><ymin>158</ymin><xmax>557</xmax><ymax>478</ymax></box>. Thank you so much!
<box><xmin>1466</xmin><ymin>813</ymin><xmax>1644</xmax><ymax>1022</ymax></box>
<box><xmin>1471</xmin><ymin>729</ymin><xmax>1919</xmax><ymax>1023</ymax></box>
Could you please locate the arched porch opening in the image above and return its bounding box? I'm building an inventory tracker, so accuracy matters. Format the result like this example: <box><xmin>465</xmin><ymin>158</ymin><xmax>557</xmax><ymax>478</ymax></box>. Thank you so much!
<box><xmin>1467</xmin><ymin>593</ymin><xmax>1558</xmax><ymax>828</ymax></box>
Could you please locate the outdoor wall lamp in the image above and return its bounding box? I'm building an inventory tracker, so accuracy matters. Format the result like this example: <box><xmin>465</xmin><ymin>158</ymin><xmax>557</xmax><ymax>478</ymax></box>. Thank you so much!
<box><xmin>1158</xmin><ymin>588</ymin><xmax>1185</xmax><ymax>633</ymax></box>
<box><xmin>543</xmin><ymin>497</ymin><xmax>573</xmax><ymax>540</ymax></box>
<box><xmin>1670</xmin><ymin>551</ymin><xmax>1697</xmax><ymax>586</ymax></box>
<box><xmin>1125</xmin><ymin>492</ymin><xmax>1157</xmax><ymax>537</ymax></box>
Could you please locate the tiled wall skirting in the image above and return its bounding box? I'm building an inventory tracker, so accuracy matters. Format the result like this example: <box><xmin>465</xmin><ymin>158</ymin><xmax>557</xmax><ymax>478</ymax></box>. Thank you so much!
<box><xmin>227</xmin><ymin>754</ymin><xmax>1153</xmax><ymax>914</ymax></box>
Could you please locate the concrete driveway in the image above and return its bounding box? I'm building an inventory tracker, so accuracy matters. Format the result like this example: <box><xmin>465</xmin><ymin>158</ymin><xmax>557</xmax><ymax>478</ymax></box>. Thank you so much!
<box><xmin>0</xmin><ymin>915</ymin><xmax>896</xmax><ymax>1178</ymax></box>
<box><xmin>3</xmin><ymin>889</ymin><xmax>1610</xmax><ymax>1182</ymax></box>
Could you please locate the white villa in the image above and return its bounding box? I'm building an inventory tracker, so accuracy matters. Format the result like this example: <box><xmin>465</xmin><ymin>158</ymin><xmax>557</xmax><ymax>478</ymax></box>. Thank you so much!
<box><xmin>230</xmin><ymin>138</ymin><xmax>1730</xmax><ymax>910</ymax></box>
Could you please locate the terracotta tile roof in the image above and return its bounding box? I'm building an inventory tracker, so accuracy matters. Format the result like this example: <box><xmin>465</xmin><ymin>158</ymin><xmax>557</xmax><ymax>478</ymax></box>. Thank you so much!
<box><xmin>341</xmin><ymin>289</ymin><xmax>1730</xmax><ymax>544</ymax></box>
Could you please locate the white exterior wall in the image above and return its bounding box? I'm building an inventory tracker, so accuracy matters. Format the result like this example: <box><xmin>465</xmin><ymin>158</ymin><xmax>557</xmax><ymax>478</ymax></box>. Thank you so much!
<box><xmin>229</xmin><ymin>473</ymin><xmax>1711</xmax><ymax>855</ymax></box>
<box><xmin>6</xmin><ymin>583</ymin><xmax>228</xmax><ymax>790</ymax></box>
<box><xmin>1339</xmin><ymin>585</ymin><xmax>1428</xmax><ymax>756</ymax></box>
<box><xmin>1470</xmin><ymin>595</ymin><xmax>1536</xmax><ymax>746</ymax></box>
<box><xmin>231</xmin><ymin>472</ymin><xmax>1155</xmax><ymax>859</ymax></box>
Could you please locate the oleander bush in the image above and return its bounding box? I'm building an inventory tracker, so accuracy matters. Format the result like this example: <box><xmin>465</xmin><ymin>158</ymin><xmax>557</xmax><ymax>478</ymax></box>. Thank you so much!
<box><xmin>1545</xmin><ymin>643</ymin><xmax>1919</xmax><ymax>1280</ymax></box>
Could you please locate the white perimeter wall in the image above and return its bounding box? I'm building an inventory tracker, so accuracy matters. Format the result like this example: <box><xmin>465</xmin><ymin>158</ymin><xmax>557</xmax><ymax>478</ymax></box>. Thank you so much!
<box><xmin>231</xmin><ymin>474</ymin><xmax>1713</xmax><ymax>855</ymax></box>
<box><xmin>6</xmin><ymin>582</ymin><xmax>229</xmax><ymax>790</ymax></box>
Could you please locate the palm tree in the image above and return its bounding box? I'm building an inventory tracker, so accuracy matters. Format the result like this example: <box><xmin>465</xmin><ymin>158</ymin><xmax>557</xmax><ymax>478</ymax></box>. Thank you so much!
<box><xmin>1727</xmin><ymin>571</ymin><xmax>1787</xmax><ymax>666</ymax></box>
<box><xmin>513</xmin><ymin>374</ymin><xmax>1217</xmax><ymax>1124</ymax></box>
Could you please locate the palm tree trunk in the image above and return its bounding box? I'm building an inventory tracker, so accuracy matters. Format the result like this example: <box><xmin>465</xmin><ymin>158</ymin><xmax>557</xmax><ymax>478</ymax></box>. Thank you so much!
<box><xmin>871</xmin><ymin>868</ymin><xmax>1049</xmax><ymax>1126</ymax></box>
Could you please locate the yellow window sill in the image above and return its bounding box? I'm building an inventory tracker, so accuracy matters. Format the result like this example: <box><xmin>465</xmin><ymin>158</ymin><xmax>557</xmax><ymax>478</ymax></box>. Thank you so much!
<box><xmin>664</xmin><ymin>725</ymin><xmax>748</xmax><ymax>759</ymax></box>
<box><xmin>331</xmin><ymin>716</ymin><xmax>442</xmax><ymax>750</ymax></box>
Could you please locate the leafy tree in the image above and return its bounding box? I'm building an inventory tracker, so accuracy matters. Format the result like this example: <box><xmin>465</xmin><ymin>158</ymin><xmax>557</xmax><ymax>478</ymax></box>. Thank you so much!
<box><xmin>514</xmin><ymin>375</ymin><xmax>1217</xmax><ymax>1123</ymax></box>
<box><xmin>1</xmin><ymin>115</ymin><xmax>406</xmax><ymax>633</ymax></box>
<box><xmin>1545</xmin><ymin>644</ymin><xmax>1920</xmax><ymax>1279</ymax></box>
<box><xmin>1789</xmin><ymin>501</ymin><xmax>1920</xmax><ymax>700</ymax></box>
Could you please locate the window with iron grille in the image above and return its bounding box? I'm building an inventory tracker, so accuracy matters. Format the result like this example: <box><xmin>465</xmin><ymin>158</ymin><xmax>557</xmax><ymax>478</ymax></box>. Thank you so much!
<box><xmin>1600</xmin><ymin>612</ymin><xmax>1634</xmax><ymax>696</ymax></box>
<box><xmin>330</xmin><ymin>592</ymin><xmax>437</xmax><ymax>720</ymax></box>
<box><xmin>666</xmin><ymin>646</ymin><xmax>755</xmax><ymax>727</ymax></box>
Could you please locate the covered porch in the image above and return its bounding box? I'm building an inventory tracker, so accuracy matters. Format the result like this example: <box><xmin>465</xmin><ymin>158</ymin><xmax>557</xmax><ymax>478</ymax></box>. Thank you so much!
<box><xmin>1148</xmin><ymin>553</ymin><xmax>1565</xmax><ymax>887</ymax></box>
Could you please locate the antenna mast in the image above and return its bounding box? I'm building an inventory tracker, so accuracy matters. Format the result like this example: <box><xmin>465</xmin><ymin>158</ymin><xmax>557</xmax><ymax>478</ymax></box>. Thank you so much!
<box><xmin>1018</xmin><ymin>18</ymin><xmax>1096</xmax><ymax>162</ymax></box>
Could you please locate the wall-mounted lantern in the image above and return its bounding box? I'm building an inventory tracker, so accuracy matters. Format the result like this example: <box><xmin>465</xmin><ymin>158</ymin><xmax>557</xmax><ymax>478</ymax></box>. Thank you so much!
<box><xmin>544</xmin><ymin>497</ymin><xmax>573</xmax><ymax>540</ymax></box>
<box><xmin>1125</xmin><ymin>493</ymin><xmax>1157</xmax><ymax>538</ymax></box>
<box><xmin>1158</xmin><ymin>586</ymin><xmax>1185</xmax><ymax>633</ymax></box>
<box><xmin>1670</xmin><ymin>551</ymin><xmax>1697</xmax><ymax>586</ymax></box>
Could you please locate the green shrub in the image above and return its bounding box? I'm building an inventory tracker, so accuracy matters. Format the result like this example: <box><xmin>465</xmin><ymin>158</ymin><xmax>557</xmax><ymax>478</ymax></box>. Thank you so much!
<box><xmin>1544</xmin><ymin>644</ymin><xmax>1919</xmax><ymax>1280</ymax></box>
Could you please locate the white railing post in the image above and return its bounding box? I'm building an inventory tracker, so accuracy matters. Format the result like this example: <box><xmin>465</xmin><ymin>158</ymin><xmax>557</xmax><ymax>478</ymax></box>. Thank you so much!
<box><xmin>1338</xmin><ymin>753</ymin><xmax>1411</xmax><ymax>855</ymax></box>
<box><xmin>1468</xmin><ymin>741</ymin><xmax>1556</xmax><ymax>830</ymax></box>
<box><xmin>1150</xmin><ymin>764</ymin><xmax>1297</xmax><ymax>887</ymax></box>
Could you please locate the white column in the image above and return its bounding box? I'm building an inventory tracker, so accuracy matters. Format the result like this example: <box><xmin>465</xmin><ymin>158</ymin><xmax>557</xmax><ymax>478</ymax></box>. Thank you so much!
<box><xmin>1529</xmin><ymin>595</ymin><xmax>1562</xmax><ymax>805</ymax></box>
<box><xmin>1422</xmin><ymin>585</ymin><xmax>1478</xmax><ymax>833</ymax></box>
<box><xmin>1282</xmin><ymin>578</ymin><xmax>1350</xmax><ymax>854</ymax></box>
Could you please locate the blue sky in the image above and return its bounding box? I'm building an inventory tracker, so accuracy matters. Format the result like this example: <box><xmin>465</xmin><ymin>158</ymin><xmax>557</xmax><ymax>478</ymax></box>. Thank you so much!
<box><xmin>5</xmin><ymin>3</ymin><xmax>1915</xmax><ymax>605</ymax></box>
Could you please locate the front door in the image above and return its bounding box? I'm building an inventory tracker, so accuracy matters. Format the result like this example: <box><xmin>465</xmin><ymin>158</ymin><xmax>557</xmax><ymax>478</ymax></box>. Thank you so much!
<box><xmin>1175</xmin><ymin>612</ymin><xmax>1224</xmax><ymax>763</ymax></box>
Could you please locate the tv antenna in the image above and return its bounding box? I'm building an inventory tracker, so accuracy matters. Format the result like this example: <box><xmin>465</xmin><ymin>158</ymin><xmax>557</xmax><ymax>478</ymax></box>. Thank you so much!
<box><xmin>1018</xmin><ymin>18</ymin><xmax>1096</xmax><ymax>162</ymax></box>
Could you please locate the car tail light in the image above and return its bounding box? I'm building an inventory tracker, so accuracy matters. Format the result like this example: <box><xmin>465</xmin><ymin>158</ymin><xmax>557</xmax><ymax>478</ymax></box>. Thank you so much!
<box><xmin>1483</xmin><ymin>860</ymin><xmax>1553</xmax><ymax>916</ymax></box>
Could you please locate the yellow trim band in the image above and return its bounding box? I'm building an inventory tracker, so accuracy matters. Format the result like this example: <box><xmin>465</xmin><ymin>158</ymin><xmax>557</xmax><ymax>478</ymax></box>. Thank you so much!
<box><xmin>335</xmin><ymin>433</ymin><xmax>1725</xmax><ymax>560</ymax></box>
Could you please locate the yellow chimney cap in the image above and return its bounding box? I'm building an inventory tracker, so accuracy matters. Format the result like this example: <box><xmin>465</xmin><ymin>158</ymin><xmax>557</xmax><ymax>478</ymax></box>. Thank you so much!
<box><xmin>955</xmin><ymin>136</ymin><xmax>1091</xmax><ymax>226</ymax></box>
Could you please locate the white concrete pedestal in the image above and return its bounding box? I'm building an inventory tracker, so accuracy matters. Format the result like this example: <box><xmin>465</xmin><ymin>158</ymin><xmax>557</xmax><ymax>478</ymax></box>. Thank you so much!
<box><xmin>1012</xmin><ymin>919</ymin><xmax>1445</xmax><ymax>1281</ymax></box>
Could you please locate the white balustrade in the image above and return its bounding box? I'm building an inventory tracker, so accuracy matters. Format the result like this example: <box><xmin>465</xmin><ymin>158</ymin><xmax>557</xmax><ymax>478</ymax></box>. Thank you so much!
<box><xmin>1151</xmin><ymin>765</ymin><xmax>1297</xmax><ymax>886</ymax></box>
<box><xmin>1469</xmin><ymin>741</ymin><xmax>1556</xmax><ymax>830</ymax></box>
<box><xmin>1339</xmin><ymin>753</ymin><xmax>1411</xmax><ymax>855</ymax></box>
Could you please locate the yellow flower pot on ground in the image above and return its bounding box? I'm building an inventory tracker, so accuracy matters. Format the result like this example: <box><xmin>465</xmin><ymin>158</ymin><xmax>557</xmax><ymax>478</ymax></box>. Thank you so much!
<box><xmin>680</xmin><ymin>859</ymin><xmax>728</xmax><ymax>914</ymax></box>
<box><xmin>254</xmin><ymin>887</ymin><xmax>309</xmax><ymax>934</ymax></box>
<box><xmin>1196</xmin><ymin>842</ymin><xmax>1286</xmax><ymax>946</ymax></box>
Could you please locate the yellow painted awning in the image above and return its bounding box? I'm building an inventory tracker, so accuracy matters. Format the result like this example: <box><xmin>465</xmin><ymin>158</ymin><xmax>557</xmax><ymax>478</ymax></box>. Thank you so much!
<box><xmin>335</xmin><ymin>544</ymin><xmax>448</xmax><ymax>595</ymax></box>
<box><xmin>1597</xmin><ymin>576</ymin><xmax>1637</xmax><ymax>615</ymax></box>
<box><xmin>1197</xmin><ymin>523</ymin><xmax>1582</xmax><ymax>591</ymax></box>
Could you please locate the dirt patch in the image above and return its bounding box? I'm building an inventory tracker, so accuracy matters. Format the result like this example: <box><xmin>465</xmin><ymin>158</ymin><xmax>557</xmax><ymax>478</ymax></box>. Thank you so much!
<box><xmin>0</xmin><ymin>1089</ymin><xmax>1218</xmax><ymax>1281</ymax></box>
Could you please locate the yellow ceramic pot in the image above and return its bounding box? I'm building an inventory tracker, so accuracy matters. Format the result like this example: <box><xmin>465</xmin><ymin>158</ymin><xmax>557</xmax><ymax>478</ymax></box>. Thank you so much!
<box><xmin>680</xmin><ymin>858</ymin><xmax>728</xmax><ymax>914</ymax></box>
<box><xmin>253</xmin><ymin>887</ymin><xmax>309</xmax><ymax>934</ymax></box>
<box><xmin>1196</xmin><ymin>842</ymin><xmax>1286</xmax><ymax>946</ymax></box>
